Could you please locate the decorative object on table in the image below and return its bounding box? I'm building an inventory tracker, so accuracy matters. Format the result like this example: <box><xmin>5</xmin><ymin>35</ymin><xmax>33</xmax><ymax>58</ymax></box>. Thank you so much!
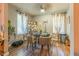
<box><xmin>40</xmin><ymin>30</ymin><xmax>42</xmax><ymax>34</ymax></box>
<box><xmin>41</xmin><ymin>32</ymin><xmax>50</xmax><ymax>37</ymax></box>
<box><xmin>43</xmin><ymin>21</ymin><xmax>48</xmax><ymax>33</ymax></box>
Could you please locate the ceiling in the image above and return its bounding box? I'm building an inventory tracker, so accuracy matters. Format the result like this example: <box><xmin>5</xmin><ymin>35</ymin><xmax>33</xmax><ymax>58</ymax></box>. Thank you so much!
<box><xmin>11</xmin><ymin>3</ymin><xmax>69</xmax><ymax>16</ymax></box>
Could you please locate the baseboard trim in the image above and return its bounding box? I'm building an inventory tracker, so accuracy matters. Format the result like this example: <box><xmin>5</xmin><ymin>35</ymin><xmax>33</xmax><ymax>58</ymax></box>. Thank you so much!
<box><xmin>4</xmin><ymin>52</ymin><xmax>9</xmax><ymax>56</ymax></box>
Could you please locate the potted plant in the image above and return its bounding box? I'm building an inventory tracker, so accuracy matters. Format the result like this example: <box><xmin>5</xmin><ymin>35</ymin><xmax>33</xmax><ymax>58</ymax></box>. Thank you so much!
<box><xmin>8</xmin><ymin>20</ymin><xmax>15</xmax><ymax>41</ymax></box>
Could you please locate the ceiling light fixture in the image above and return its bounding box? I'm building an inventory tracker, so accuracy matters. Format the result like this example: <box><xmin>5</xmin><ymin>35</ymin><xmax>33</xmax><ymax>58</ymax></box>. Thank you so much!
<box><xmin>40</xmin><ymin>4</ymin><xmax>45</xmax><ymax>13</ymax></box>
<box><xmin>41</xmin><ymin>8</ymin><xmax>45</xmax><ymax>13</ymax></box>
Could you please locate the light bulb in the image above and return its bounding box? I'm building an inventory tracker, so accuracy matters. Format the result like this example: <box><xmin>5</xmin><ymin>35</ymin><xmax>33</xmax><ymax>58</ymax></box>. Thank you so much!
<box><xmin>41</xmin><ymin>9</ymin><xmax>45</xmax><ymax>13</ymax></box>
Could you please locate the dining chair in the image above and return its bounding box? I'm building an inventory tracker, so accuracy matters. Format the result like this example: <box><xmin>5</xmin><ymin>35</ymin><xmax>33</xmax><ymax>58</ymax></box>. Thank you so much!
<box><xmin>39</xmin><ymin>36</ymin><xmax>52</xmax><ymax>55</ymax></box>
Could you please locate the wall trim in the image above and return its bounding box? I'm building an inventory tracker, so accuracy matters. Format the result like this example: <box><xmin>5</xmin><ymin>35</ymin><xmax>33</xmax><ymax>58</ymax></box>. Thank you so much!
<box><xmin>4</xmin><ymin>52</ymin><xmax>9</xmax><ymax>56</ymax></box>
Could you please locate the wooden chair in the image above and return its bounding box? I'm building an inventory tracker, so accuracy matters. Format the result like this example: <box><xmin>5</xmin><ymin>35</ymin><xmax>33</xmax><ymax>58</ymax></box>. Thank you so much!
<box><xmin>39</xmin><ymin>36</ymin><xmax>52</xmax><ymax>55</ymax></box>
<box><xmin>27</xmin><ymin>35</ymin><xmax>32</xmax><ymax>48</ymax></box>
<box><xmin>27</xmin><ymin>34</ymin><xmax>35</xmax><ymax>49</ymax></box>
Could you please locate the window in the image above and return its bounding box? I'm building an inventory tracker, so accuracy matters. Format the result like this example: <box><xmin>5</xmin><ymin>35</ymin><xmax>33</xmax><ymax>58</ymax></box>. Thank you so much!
<box><xmin>17</xmin><ymin>13</ymin><xmax>28</xmax><ymax>34</ymax></box>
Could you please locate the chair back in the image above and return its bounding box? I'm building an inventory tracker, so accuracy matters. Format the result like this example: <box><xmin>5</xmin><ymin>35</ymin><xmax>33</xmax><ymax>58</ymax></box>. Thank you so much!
<box><xmin>39</xmin><ymin>36</ymin><xmax>51</xmax><ymax>46</ymax></box>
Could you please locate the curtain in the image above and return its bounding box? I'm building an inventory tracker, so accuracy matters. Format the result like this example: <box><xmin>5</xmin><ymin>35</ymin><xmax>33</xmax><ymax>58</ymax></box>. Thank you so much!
<box><xmin>22</xmin><ymin>14</ymin><xmax>28</xmax><ymax>34</ymax></box>
<box><xmin>17</xmin><ymin>13</ymin><xmax>28</xmax><ymax>34</ymax></box>
<box><xmin>52</xmin><ymin>14</ymin><xmax>65</xmax><ymax>34</ymax></box>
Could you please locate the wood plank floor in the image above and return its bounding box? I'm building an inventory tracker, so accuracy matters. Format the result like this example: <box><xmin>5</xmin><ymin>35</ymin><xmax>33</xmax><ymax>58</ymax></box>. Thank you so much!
<box><xmin>9</xmin><ymin>40</ymin><xmax>70</xmax><ymax>56</ymax></box>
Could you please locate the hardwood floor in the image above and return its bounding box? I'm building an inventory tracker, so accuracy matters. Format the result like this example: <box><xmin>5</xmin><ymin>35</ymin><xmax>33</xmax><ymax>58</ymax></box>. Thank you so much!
<box><xmin>9</xmin><ymin>40</ymin><xmax>70</xmax><ymax>56</ymax></box>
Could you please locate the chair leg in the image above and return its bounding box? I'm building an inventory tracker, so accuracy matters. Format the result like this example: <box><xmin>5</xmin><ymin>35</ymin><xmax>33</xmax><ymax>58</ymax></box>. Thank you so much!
<box><xmin>32</xmin><ymin>44</ymin><xmax>34</xmax><ymax>51</ymax></box>
<box><xmin>48</xmin><ymin>45</ymin><xmax>51</xmax><ymax>55</ymax></box>
<box><xmin>40</xmin><ymin>45</ymin><xmax>43</xmax><ymax>56</ymax></box>
<box><xmin>27</xmin><ymin>43</ymin><xmax>28</xmax><ymax>48</ymax></box>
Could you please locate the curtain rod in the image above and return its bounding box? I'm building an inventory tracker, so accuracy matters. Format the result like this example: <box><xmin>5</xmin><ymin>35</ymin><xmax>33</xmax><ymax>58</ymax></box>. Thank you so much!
<box><xmin>16</xmin><ymin>10</ymin><xmax>24</xmax><ymax>14</ymax></box>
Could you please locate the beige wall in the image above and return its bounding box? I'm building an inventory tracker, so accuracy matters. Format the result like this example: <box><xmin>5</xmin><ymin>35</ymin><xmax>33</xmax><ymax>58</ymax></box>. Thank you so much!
<box><xmin>8</xmin><ymin>4</ymin><xmax>33</xmax><ymax>33</ymax></box>
<box><xmin>8</xmin><ymin>4</ymin><xmax>18</xmax><ymax>45</ymax></box>
<box><xmin>8</xmin><ymin>4</ymin><xmax>32</xmax><ymax>43</ymax></box>
<box><xmin>34</xmin><ymin>14</ymin><xmax>67</xmax><ymax>34</ymax></box>
<box><xmin>66</xmin><ymin>4</ymin><xmax>74</xmax><ymax>55</ymax></box>
<box><xmin>8</xmin><ymin>4</ymin><xmax>17</xmax><ymax>32</ymax></box>
<box><xmin>66</xmin><ymin>7</ymin><xmax>71</xmax><ymax>39</ymax></box>
<box><xmin>34</xmin><ymin>14</ymin><xmax>53</xmax><ymax>33</ymax></box>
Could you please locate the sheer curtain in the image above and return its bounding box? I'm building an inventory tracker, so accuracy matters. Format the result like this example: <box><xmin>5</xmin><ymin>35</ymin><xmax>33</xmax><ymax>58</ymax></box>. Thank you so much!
<box><xmin>22</xmin><ymin>14</ymin><xmax>28</xmax><ymax>34</ymax></box>
<box><xmin>17</xmin><ymin>13</ymin><xmax>28</xmax><ymax>34</ymax></box>
<box><xmin>52</xmin><ymin>13</ymin><xmax>65</xmax><ymax>34</ymax></box>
